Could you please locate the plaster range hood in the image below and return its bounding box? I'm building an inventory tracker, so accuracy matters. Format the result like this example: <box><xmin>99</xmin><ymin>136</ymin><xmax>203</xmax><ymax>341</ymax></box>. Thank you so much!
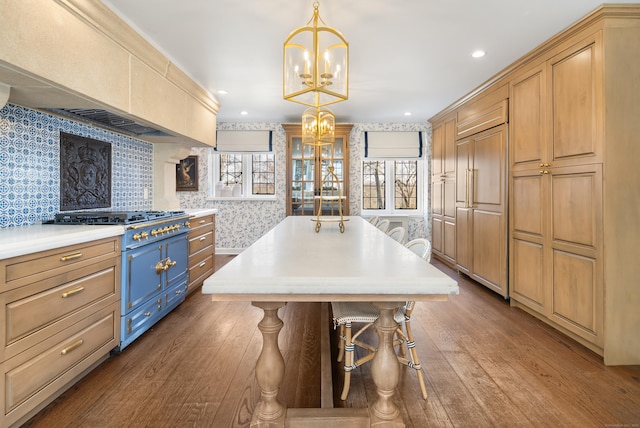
<box><xmin>44</xmin><ymin>107</ymin><xmax>172</xmax><ymax>138</ymax></box>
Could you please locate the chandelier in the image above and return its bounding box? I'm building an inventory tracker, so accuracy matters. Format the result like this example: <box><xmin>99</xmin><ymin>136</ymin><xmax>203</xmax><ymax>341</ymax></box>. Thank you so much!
<box><xmin>283</xmin><ymin>1</ymin><xmax>349</xmax><ymax>109</ymax></box>
<box><xmin>301</xmin><ymin>107</ymin><xmax>335</xmax><ymax>145</ymax></box>
<box><xmin>284</xmin><ymin>2</ymin><xmax>349</xmax><ymax>233</ymax></box>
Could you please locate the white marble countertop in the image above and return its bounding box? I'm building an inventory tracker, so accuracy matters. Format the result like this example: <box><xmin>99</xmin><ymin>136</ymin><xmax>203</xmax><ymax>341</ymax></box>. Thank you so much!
<box><xmin>0</xmin><ymin>224</ymin><xmax>125</xmax><ymax>260</ymax></box>
<box><xmin>203</xmin><ymin>216</ymin><xmax>459</xmax><ymax>302</ymax></box>
<box><xmin>183</xmin><ymin>208</ymin><xmax>218</xmax><ymax>218</ymax></box>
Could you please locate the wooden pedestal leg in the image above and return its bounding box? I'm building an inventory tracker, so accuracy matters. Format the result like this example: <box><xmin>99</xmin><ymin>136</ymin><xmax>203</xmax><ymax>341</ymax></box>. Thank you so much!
<box><xmin>251</xmin><ymin>302</ymin><xmax>287</xmax><ymax>427</ymax></box>
<box><xmin>370</xmin><ymin>302</ymin><xmax>405</xmax><ymax>427</ymax></box>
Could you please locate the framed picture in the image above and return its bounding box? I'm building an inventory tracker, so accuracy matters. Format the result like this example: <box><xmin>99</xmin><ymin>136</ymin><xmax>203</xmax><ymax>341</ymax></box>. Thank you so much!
<box><xmin>176</xmin><ymin>155</ymin><xmax>198</xmax><ymax>191</ymax></box>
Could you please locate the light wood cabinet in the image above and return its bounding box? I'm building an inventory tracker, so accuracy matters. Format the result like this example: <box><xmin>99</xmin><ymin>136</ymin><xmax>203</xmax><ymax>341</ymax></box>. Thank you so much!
<box><xmin>0</xmin><ymin>237</ymin><xmax>121</xmax><ymax>427</ymax></box>
<box><xmin>187</xmin><ymin>214</ymin><xmax>215</xmax><ymax>296</ymax></box>
<box><xmin>283</xmin><ymin>124</ymin><xmax>352</xmax><ymax>217</ymax></box>
<box><xmin>455</xmin><ymin>123</ymin><xmax>508</xmax><ymax>298</ymax></box>
<box><xmin>510</xmin><ymin>34</ymin><xmax>604</xmax><ymax>349</ymax></box>
<box><xmin>430</xmin><ymin>115</ymin><xmax>456</xmax><ymax>267</ymax></box>
<box><xmin>508</xmin><ymin>6</ymin><xmax>640</xmax><ymax>364</ymax></box>
<box><xmin>430</xmin><ymin>5</ymin><xmax>640</xmax><ymax>364</ymax></box>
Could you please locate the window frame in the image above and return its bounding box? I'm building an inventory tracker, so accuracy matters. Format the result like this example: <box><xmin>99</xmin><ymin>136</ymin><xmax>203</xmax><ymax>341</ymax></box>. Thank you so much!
<box><xmin>208</xmin><ymin>149</ymin><xmax>277</xmax><ymax>200</ymax></box>
<box><xmin>360</xmin><ymin>158</ymin><xmax>424</xmax><ymax>216</ymax></box>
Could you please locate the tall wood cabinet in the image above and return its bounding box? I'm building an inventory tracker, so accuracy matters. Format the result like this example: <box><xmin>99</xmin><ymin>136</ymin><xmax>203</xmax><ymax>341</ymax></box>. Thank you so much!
<box><xmin>510</xmin><ymin>33</ymin><xmax>604</xmax><ymax>350</ymax></box>
<box><xmin>283</xmin><ymin>124</ymin><xmax>352</xmax><ymax>217</ymax></box>
<box><xmin>454</xmin><ymin>88</ymin><xmax>509</xmax><ymax>298</ymax></box>
<box><xmin>430</xmin><ymin>115</ymin><xmax>456</xmax><ymax>267</ymax></box>
<box><xmin>430</xmin><ymin>5</ymin><xmax>640</xmax><ymax>364</ymax></box>
<box><xmin>455</xmin><ymin>124</ymin><xmax>508</xmax><ymax>298</ymax></box>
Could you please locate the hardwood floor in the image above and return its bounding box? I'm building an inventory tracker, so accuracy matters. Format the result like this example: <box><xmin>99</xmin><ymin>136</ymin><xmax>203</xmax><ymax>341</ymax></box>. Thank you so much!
<box><xmin>22</xmin><ymin>256</ymin><xmax>640</xmax><ymax>427</ymax></box>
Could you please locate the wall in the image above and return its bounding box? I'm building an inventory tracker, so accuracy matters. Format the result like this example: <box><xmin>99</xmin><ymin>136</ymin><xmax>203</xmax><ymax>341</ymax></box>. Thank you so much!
<box><xmin>178</xmin><ymin>122</ymin><xmax>432</xmax><ymax>252</ymax></box>
<box><xmin>0</xmin><ymin>102</ymin><xmax>431</xmax><ymax>245</ymax></box>
<box><xmin>0</xmin><ymin>103</ymin><xmax>153</xmax><ymax>228</ymax></box>
<box><xmin>178</xmin><ymin>122</ymin><xmax>287</xmax><ymax>252</ymax></box>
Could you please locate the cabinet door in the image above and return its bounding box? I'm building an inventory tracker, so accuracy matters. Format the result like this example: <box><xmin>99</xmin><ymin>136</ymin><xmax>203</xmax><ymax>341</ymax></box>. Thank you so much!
<box><xmin>510</xmin><ymin>169</ymin><xmax>548</xmax><ymax>312</ymax></box>
<box><xmin>456</xmin><ymin>126</ymin><xmax>507</xmax><ymax>295</ymax></box>
<box><xmin>511</xmin><ymin>63</ymin><xmax>547</xmax><ymax>172</ymax></box>
<box><xmin>284</xmin><ymin>124</ymin><xmax>351</xmax><ymax>217</ymax></box>
<box><xmin>549</xmin><ymin>34</ymin><xmax>602</xmax><ymax>166</ymax></box>
<box><xmin>318</xmin><ymin>138</ymin><xmax>347</xmax><ymax>216</ymax></box>
<box><xmin>443</xmin><ymin>118</ymin><xmax>457</xmax><ymax>175</ymax></box>
<box><xmin>289</xmin><ymin>136</ymin><xmax>316</xmax><ymax>216</ymax></box>
<box><xmin>455</xmin><ymin>138</ymin><xmax>472</xmax><ymax>273</ymax></box>
<box><xmin>443</xmin><ymin>217</ymin><xmax>456</xmax><ymax>264</ymax></box>
<box><xmin>471</xmin><ymin>125</ymin><xmax>508</xmax><ymax>295</ymax></box>
<box><xmin>549</xmin><ymin>164</ymin><xmax>603</xmax><ymax>345</ymax></box>
<box><xmin>431</xmin><ymin>123</ymin><xmax>444</xmax><ymax>177</ymax></box>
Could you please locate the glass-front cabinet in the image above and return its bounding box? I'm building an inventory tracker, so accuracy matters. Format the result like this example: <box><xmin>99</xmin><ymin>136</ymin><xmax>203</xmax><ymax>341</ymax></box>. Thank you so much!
<box><xmin>283</xmin><ymin>124</ymin><xmax>352</xmax><ymax>216</ymax></box>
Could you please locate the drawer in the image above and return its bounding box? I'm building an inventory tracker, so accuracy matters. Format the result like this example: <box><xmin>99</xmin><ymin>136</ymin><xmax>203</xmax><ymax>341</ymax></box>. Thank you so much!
<box><xmin>187</xmin><ymin>215</ymin><xmax>214</xmax><ymax>234</ymax></box>
<box><xmin>165</xmin><ymin>280</ymin><xmax>187</xmax><ymax>311</ymax></box>
<box><xmin>2</xmin><ymin>305</ymin><xmax>118</xmax><ymax>424</ymax></box>
<box><xmin>2</xmin><ymin>237</ymin><xmax>120</xmax><ymax>292</ymax></box>
<box><xmin>121</xmin><ymin>296</ymin><xmax>163</xmax><ymax>348</ymax></box>
<box><xmin>189</xmin><ymin>254</ymin><xmax>214</xmax><ymax>292</ymax></box>
<box><xmin>188</xmin><ymin>230</ymin><xmax>214</xmax><ymax>254</ymax></box>
<box><xmin>1</xmin><ymin>258</ymin><xmax>120</xmax><ymax>361</ymax></box>
<box><xmin>189</xmin><ymin>242</ymin><xmax>213</xmax><ymax>267</ymax></box>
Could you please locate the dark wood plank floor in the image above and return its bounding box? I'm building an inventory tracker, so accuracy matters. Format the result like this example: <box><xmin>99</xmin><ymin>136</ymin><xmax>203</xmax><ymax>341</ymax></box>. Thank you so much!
<box><xmin>23</xmin><ymin>255</ymin><xmax>640</xmax><ymax>427</ymax></box>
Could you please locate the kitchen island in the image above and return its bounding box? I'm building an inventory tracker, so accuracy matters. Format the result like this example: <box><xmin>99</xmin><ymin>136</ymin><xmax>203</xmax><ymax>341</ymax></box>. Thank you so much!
<box><xmin>202</xmin><ymin>216</ymin><xmax>459</xmax><ymax>427</ymax></box>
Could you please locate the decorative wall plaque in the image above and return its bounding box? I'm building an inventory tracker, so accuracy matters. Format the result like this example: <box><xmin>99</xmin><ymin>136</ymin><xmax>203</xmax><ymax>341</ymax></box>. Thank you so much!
<box><xmin>176</xmin><ymin>155</ymin><xmax>198</xmax><ymax>191</ymax></box>
<box><xmin>60</xmin><ymin>132</ymin><xmax>112</xmax><ymax>211</ymax></box>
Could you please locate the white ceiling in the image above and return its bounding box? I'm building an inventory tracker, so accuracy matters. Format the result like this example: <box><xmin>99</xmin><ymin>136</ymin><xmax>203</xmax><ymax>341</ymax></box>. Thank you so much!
<box><xmin>100</xmin><ymin>1</ymin><xmax>633</xmax><ymax>124</ymax></box>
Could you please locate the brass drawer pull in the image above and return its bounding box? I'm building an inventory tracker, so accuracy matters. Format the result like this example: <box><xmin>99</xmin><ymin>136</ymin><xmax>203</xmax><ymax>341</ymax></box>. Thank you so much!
<box><xmin>61</xmin><ymin>339</ymin><xmax>84</xmax><ymax>355</ymax></box>
<box><xmin>199</xmin><ymin>262</ymin><xmax>206</xmax><ymax>268</ymax></box>
<box><xmin>199</xmin><ymin>236</ymin><xmax>206</xmax><ymax>241</ymax></box>
<box><xmin>61</xmin><ymin>286</ymin><xmax>85</xmax><ymax>298</ymax></box>
<box><xmin>60</xmin><ymin>252</ymin><xmax>83</xmax><ymax>262</ymax></box>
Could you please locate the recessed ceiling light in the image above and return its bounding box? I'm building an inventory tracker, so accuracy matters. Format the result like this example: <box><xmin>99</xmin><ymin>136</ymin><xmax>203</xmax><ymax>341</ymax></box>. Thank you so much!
<box><xmin>404</xmin><ymin>112</ymin><xmax>412</xmax><ymax>116</ymax></box>
<box><xmin>217</xmin><ymin>89</ymin><xmax>228</xmax><ymax>95</ymax></box>
<box><xmin>240</xmin><ymin>111</ymin><xmax>248</xmax><ymax>116</ymax></box>
<box><xmin>472</xmin><ymin>50</ymin><xmax>486</xmax><ymax>58</ymax></box>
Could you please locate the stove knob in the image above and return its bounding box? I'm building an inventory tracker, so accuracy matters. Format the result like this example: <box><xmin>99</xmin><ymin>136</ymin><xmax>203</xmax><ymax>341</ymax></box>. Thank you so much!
<box><xmin>151</xmin><ymin>229</ymin><xmax>160</xmax><ymax>237</ymax></box>
<box><xmin>174</xmin><ymin>224</ymin><xmax>181</xmax><ymax>230</ymax></box>
<box><xmin>141</xmin><ymin>232</ymin><xmax>149</xmax><ymax>240</ymax></box>
<box><xmin>133</xmin><ymin>233</ymin><xmax>142</xmax><ymax>241</ymax></box>
<box><xmin>163</xmin><ymin>226</ymin><xmax>170</xmax><ymax>233</ymax></box>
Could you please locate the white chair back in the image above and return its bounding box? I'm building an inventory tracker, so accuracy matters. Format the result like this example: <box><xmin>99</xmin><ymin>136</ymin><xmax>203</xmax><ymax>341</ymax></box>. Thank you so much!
<box><xmin>376</xmin><ymin>219</ymin><xmax>390</xmax><ymax>233</ymax></box>
<box><xmin>405</xmin><ymin>238</ymin><xmax>432</xmax><ymax>262</ymax></box>
<box><xmin>387</xmin><ymin>226</ymin><xmax>406</xmax><ymax>244</ymax></box>
<box><xmin>367</xmin><ymin>215</ymin><xmax>380</xmax><ymax>226</ymax></box>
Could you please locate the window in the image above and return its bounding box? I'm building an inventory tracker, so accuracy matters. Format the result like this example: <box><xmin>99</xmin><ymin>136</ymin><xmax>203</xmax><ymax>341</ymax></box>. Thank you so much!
<box><xmin>361</xmin><ymin>131</ymin><xmax>425</xmax><ymax>215</ymax></box>
<box><xmin>362</xmin><ymin>159</ymin><xmax>422</xmax><ymax>214</ymax></box>
<box><xmin>209</xmin><ymin>150</ymin><xmax>276</xmax><ymax>198</ymax></box>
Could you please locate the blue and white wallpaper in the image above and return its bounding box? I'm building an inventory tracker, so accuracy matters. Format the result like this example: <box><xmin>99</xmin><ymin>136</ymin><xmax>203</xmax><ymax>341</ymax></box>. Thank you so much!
<box><xmin>0</xmin><ymin>103</ymin><xmax>153</xmax><ymax>228</ymax></box>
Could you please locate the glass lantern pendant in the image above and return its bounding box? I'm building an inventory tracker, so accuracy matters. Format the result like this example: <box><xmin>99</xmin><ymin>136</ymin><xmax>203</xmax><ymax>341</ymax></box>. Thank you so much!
<box><xmin>283</xmin><ymin>1</ymin><xmax>349</xmax><ymax>108</ymax></box>
<box><xmin>302</xmin><ymin>107</ymin><xmax>335</xmax><ymax>145</ymax></box>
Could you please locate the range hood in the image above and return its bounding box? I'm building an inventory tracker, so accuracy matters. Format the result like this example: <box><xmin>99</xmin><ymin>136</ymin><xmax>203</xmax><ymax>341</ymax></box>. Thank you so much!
<box><xmin>44</xmin><ymin>108</ymin><xmax>171</xmax><ymax>138</ymax></box>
